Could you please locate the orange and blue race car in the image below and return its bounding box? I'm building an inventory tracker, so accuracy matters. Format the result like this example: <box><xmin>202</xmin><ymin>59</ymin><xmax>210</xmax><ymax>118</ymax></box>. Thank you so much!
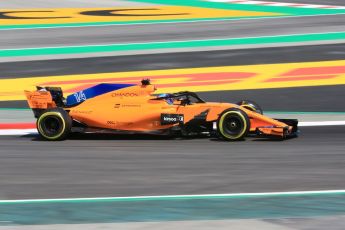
<box><xmin>24</xmin><ymin>79</ymin><xmax>298</xmax><ymax>141</ymax></box>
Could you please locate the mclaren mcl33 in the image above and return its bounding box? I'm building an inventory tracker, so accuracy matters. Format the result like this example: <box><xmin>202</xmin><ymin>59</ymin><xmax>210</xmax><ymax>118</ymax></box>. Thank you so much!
<box><xmin>25</xmin><ymin>79</ymin><xmax>298</xmax><ymax>141</ymax></box>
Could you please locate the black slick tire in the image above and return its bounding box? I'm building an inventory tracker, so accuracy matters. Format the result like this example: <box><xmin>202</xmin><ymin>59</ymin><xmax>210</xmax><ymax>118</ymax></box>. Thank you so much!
<box><xmin>36</xmin><ymin>108</ymin><xmax>72</xmax><ymax>141</ymax></box>
<box><xmin>217</xmin><ymin>108</ymin><xmax>250</xmax><ymax>141</ymax></box>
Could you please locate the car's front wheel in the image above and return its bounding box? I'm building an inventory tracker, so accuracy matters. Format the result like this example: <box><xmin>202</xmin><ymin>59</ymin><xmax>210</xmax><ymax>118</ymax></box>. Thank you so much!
<box><xmin>37</xmin><ymin>108</ymin><xmax>72</xmax><ymax>141</ymax></box>
<box><xmin>217</xmin><ymin>108</ymin><xmax>250</xmax><ymax>141</ymax></box>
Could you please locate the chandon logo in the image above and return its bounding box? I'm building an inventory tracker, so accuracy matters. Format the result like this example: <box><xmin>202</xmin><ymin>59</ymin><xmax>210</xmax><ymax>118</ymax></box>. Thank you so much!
<box><xmin>111</xmin><ymin>92</ymin><xmax>138</xmax><ymax>97</ymax></box>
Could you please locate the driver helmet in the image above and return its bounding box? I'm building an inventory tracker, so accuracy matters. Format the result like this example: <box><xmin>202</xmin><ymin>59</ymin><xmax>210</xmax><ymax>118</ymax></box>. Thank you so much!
<box><xmin>158</xmin><ymin>93</ymin><xmax>174</xmax><ymax>105</ymax></box>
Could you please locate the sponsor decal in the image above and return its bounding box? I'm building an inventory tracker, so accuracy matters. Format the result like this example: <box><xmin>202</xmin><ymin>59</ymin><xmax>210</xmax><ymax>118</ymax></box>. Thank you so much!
<box><xmin>111</xmin><ymin>92</ymin><xmax>138</xmax><ymax>97</ymax></box>
<box><xmin>71</xmin><ymin>110</ymin><xmax>92</xmax><ymax>114</ymax></box>
<box><xmin>73</xmin><ymin>90</ymin><xmax>87</xmax><ymax>103</ymax></box>
<box><xmin>161</xmin><ymin>114</ymin><xmax>184</xmax><ymax>125</ymax></box>
<box><xmin>121</xmin><ymin>104</ymin><xmax>141</xmax><ymax>107</ymax></box>
<box><xmin>114</xmin><ymin>103</ymin><xmax>141</xmax><ymax>108</ymax></box>
<box><xmin>106</xmin><ymin>121</ymin><xmax>134</xmax><ymax>126</ymax></box>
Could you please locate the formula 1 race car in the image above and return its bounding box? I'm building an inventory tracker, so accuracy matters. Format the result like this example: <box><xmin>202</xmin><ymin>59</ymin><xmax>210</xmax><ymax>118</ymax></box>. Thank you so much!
<box><xmin>24</xmin><ymin>79</ymin><xmax>298</xmax><ymax>141</ymax></box>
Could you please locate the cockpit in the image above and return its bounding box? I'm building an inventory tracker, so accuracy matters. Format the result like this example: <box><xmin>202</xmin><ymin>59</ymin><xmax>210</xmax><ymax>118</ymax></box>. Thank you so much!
<box><xmin>154</xmin><ymin>91</ymin><xmax>206</xmax><ymax>105</ymax></box>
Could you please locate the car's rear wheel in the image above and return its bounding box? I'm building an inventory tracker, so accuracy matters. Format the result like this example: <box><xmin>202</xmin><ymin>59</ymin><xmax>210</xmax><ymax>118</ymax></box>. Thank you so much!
<box><xmin>37</xmin><ymin>108</ymin><xmax>72</xmax><ymax>141</ymax></box>
<box><xmin>237</xmin><ymin>100</ymin><xmax>263</xmax><ymax>115</ymax></box>
<box><xmin>217</xmin><ymin>108</ymin><xmax>250</xmax><ymax>141</ymax></box>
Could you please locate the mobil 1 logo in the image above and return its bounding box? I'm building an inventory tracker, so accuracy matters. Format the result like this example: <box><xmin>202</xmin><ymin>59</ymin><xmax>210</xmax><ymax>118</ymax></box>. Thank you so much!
<box><xmin>161</xmin><ymin>114</ymin><xmax>184</xmax><ymax>125</ymax></box>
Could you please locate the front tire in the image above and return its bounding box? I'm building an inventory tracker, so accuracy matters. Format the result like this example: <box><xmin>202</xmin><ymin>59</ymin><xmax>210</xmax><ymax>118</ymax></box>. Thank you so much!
<box><xmin>217</xmin><ymin>108</ymin><xmax>250</xmax><ymax>141</ymax></box>
<box><xmin>37</xmin><ymin>108</ymin><xmax>72</xmax><ymax>141</ymax></box>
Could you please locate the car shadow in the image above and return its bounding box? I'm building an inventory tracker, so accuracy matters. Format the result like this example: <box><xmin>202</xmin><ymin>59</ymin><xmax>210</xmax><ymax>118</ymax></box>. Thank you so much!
<box><xmin>22</xmin><ymin>133</ymin><xmax>295</xmax><ymax>142</ymax></box>
<box><xmin>209</xmin><ymin>135</ymin><xmax>297</xmax><ymax>142</ymax></box>
<box><xmin>24</xmin><ymin>133</ymin><xmax>211</xmax><ymax>141</ymax></box>
<box><xmin>209</xmin><ymin>138</ymin><xmax>246</xmax><ymax>142</ymax></box>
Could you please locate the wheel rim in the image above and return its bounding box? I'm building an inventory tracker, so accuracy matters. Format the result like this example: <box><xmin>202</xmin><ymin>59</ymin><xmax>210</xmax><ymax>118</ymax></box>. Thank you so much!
<box><xmin>223</xmin><ymin>116</ymin><xmax>244</xmax><ymax>136</ymax></box>
<box><xmin>40</xmin><ymin>115</ymin><xmax>63</xmax><ymax>137</ymax></box>
<box><xmin>218</xmin><ymin>110</ymin><xmax>248</xmax><ymax>140</ymax></box>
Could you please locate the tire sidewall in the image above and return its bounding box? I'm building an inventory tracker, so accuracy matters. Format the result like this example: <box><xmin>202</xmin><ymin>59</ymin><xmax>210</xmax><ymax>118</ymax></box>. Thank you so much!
<box><xmin>217</xmin><ymin>108</ymin><xmax>250</xmax><ymax>141</ymax></box>
<box><xmin>37</xmin><ymin>108</ymin><xmax>72</xmax><ymax>141</ymax></box>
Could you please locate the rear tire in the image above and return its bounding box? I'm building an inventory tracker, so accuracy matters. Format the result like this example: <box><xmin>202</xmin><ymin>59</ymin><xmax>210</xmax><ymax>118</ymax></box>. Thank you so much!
<box><xmin>237</xmin><ymin>100</ymin><xmax>263</xmax><ymax>115</ymax></box>
<box><xmin>217</xmin><ymin>108</ymin><xmax>250</xmax><ymax>141</ymax></box>
<box><xmin>37</xmin><ymin>108</ymin><xmax>72</xmax><ymax>141</ymax></box>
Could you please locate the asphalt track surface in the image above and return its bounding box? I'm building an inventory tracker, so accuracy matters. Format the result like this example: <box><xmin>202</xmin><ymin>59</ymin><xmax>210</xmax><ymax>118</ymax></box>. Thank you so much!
<box><xmin>199</xmin><ymin>85</ymin><xmax>345</xmax><ymax>112</ymax></box>
<box><xmin>1</xmin><ymin>43</ymin><xmax>344</xmax><ymax>111</ymax></box>
<box><xmin>1</xmin><ymin>43</ymin><xmax>344</xmax><ymax>79</ymax></box>
<box><xmin>0</xmin><ymin>125</ymin><xmax>344</xmax><ymax>200</ymax></box>
<box><xmin>1</xmin><ymin>14</ymin><xmax>345</xmax><ymax>49</ymax></box>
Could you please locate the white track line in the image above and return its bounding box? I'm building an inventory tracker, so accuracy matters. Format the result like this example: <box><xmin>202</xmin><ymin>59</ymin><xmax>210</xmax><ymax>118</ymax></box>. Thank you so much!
<box><xmin>299</xmin><ymin>121</ymin><xmax>345</xmax><ymax>126</ymax></box>
<box><xmin>0</xmin><ymin>189</ymin><xmax>345</xmax><ymax>203</ymax></box>
<box><xmin>2</xmin><ymin>31</ymin><xmax>344</xmax><ymax>52</ymax></box>
<box><xmin>206</xmin><ymin>0</ymin><xmax>345</xmax><ymax>9</ymax></box>
<box><xmin>0</xmin><ymin>129</ymin><xmax>37</xmax><ymax>135</ymax></box>
<box><xmin>2</xmin><ymin>13</ymin><xmax>345</xmax><ymax>31</ymax></box>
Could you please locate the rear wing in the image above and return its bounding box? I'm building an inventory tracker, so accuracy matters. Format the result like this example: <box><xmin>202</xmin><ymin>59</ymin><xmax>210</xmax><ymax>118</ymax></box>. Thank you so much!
<box><xmin>24</xmin><ymin>86</ymin><xmax>64</xmax><ymax>111</ymax></box>
<box><xmin>24</xmin><ymin>90</ymin><xmax>57</xmax><ymax>110</ymax></box>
